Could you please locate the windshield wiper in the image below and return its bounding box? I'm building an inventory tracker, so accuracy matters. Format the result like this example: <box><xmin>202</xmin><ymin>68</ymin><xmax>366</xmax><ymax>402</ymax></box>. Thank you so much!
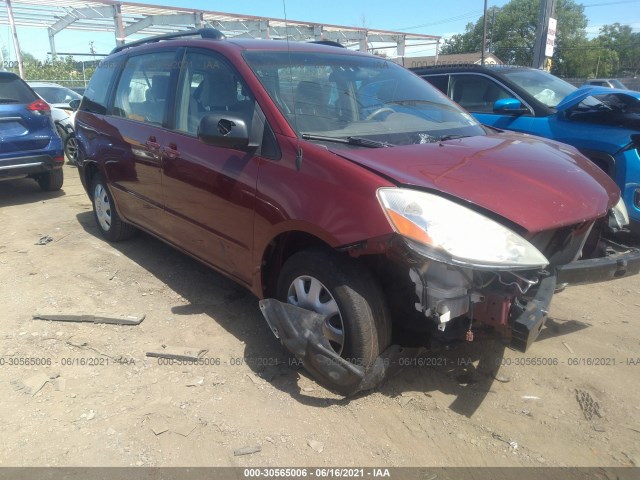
<box><xmin>437</xmin><ymin>134</ymin><xmax>470</xmax><ymax>142</ymax></box>
<box><xmin>301</xmin><ymin>133</ymin><xmax>394</xmax><ymax>148</ymax></box>
<box><xmin>0</xmin><ymin>98</ymin><xmax>20</xmax><ymax>104</ymax></box>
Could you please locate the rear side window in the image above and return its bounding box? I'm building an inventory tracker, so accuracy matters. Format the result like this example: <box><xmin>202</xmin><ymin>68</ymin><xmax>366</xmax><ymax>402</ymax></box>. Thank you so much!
<box><xmin>0</xmin><ymin>75</ymin><xmax>38</xmax><ymax>104</ymax></box>
<box><xmin>112</xmin><ymin>52</ymin><xmax>175</xmax><ymax>125</ymax></box>
<box><xmin>81</xmin><ymin>60</ymin><xmax>121</xmax><ymax>114</ymax></box>
<box><xmin>423</xmin><ymin>75</ymin><xmax>449</xmax><ymax>95</ymax></box>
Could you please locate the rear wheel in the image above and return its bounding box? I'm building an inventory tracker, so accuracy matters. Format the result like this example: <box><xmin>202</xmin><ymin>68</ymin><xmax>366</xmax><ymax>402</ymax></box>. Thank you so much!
<box><xmin>64</xmin><ymin>135</ymin><xmax>79</xmax><ymax>165</ymax></box>
<box><xmin>91</xmin><ymin>173</ymin><xmax>135</xmax><ymax>242</ymax></box>
<box><xmin>276</xmin><ymin>249</ymin><xmax>391</xmax><ymax>375</ymax></box>
<box><xmin>37</xmin><ymin>169</ymin><xmax>63</xmax><ymax>191</ymax></box>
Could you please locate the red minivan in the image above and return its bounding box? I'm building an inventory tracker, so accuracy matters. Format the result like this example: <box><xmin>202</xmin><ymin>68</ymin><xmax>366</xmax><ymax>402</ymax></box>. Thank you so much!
<box><xmin>75</xmin><ymin>29</ymin><xmax>640</xmax><ymax>394</ymax></box>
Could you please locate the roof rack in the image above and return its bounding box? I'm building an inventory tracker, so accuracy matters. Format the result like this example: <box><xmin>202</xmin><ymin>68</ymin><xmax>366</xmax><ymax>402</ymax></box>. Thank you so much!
<box><xmin>110</xmin><ymin>28</ymin><xmax>226</xmax><ymax>54</ymax></box>
<box><xmin>308</xmin><ymin>40</ymin><xmax>345</xmax><ymax>48</ymax></box>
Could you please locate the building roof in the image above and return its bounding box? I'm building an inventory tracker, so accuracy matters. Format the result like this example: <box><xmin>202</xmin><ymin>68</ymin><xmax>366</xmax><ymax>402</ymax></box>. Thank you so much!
<box><xmin>0</xmin><ymin>0</ymin><xmax>440</xmax><ymax>55</ymax></box>
<box><xmin>404</xmin><ymin>52</ymin><xmax>503</xmax><ymax>69</ymax></box>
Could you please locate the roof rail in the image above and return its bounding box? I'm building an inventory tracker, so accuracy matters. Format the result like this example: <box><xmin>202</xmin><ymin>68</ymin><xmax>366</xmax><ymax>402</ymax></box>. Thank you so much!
<box><xmin>308</xmin><ymin>40</ymin><xmax>345</xmax><ymax>48</ymax></box>
<box><xmin>110</xmin><ymin>28</ymin><xmax>226</xmax><ymax>54</ymax></box>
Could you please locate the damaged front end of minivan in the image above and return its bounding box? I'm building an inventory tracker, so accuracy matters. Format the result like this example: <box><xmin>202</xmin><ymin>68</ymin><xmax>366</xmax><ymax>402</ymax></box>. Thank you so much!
<box><xmin>260</xmin><ymin>189</ymin><xmax>640</xmax><ymax>395</ymax></box>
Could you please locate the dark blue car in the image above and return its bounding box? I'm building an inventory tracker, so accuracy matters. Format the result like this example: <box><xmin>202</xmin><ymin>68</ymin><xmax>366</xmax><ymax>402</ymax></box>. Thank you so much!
<box><xmin>413</xmin><ymin>65</ymin><xmax>640</xmax><ymax>235</ymax></box>
<box><xmin>0</xmin><ymin>71</ymin><xmax>64</xmax><ymax>191</ymax></box>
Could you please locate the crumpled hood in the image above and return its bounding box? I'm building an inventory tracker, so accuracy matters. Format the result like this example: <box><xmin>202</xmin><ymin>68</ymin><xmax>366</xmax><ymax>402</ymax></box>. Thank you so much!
<box><xmin>556</xmin><ymin>86</ymin><xmax>640</xmax><ymax>112</ymax></box>
<box><xmin>326</xmin><ymin>132</ymin><xmax>619</xmax><ymax>233</ymax></box>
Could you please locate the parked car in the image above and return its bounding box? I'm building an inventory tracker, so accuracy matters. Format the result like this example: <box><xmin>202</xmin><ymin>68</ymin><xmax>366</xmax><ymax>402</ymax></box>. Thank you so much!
<box><xmin>582</xmin><ymin>78</ymin><xmax>628</xmax><ymax>89</ymax></box>
<box><xmin>70</xmin><ymin>87</ymin><xmax>86</xmax><ymax>96</ymax></box>
<box><xmin>75</xmin><ymin>30</ymin><xmax>640</xmax><ymax>394</ymax></box>
<box><xmin>28</xmin><ymin>82</ymin><xmax>82</xmax><ymax>163</ymax></box>
<box><xmin>412</xmin><ymin>65</ymin><xmax>640</xmax><ymax>236</ymax></box>
<box><xmin>0</xmin><ymin>72</ymin><xmax>64</xmax><ymax>190</ymax></box>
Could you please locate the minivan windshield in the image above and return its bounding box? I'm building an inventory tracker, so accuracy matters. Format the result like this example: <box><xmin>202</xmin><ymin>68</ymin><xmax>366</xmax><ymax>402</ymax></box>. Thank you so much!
<box><xmin>244</xmin><ymin>51</ymin><xmax>485</xmax><ymax>146</ymax></box>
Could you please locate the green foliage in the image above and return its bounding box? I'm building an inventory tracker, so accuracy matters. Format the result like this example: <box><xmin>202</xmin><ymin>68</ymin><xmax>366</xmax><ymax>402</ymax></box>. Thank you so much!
<box><xmin>4</xmin><ymin>53</ymin><xmax>92</xmax><ymax>87</ymax></box>
<box><xmin>597</xmin><ymin>23</ymin><xmax>640</xmax><ymax>75</ymax></box>
<box><xmin>437</xmin><ymin>0</ymin><xmax>636</xmax><ymax>77</ymax></box>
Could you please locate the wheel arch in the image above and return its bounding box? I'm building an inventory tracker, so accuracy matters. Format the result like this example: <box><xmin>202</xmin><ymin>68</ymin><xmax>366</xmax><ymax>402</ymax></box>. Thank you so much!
<box><xmin>259</xmin><ymin>230</ymin><xmax>336</xmax><ymax>298</ymax></box>
<box><xmin>81</xmin><ymin>160</ymin><xmax>100</xmax><ymax>196</ymax></box>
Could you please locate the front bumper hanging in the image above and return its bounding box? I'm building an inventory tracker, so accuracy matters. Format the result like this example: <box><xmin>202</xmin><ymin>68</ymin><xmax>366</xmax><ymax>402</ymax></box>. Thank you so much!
<box><xmin>556</xmin><ymin>248</ymin><xmax>640</xmax><ymax>286</ymax></box>
<box><xmin>259</xmin><ymin>299</ymin><xmax>420</xmax><ymax>396</ymax></box>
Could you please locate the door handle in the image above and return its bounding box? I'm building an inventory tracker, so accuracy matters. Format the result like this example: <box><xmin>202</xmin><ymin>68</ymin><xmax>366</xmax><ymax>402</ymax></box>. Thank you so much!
<box><xmin>163</xmin><ymin>144</ymin><xmax>180</xmax><ymax>160</ymax></box>
<box><xmin>145</xmin><ymin>136</ymin><xmax>161</xmax><ymax>150</ymax></box>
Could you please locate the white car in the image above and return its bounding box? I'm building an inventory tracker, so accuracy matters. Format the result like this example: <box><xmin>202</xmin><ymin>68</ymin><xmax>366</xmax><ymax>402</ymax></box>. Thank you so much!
<box><xmin>28</xmin><ymin>82</ymin><xmax>82</xmax><ymax>163</ymax></box>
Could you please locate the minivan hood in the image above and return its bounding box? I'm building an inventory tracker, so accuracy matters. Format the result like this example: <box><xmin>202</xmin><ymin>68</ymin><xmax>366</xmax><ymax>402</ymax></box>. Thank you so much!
<box><xmin>327</xmin><ymin>133</ymin><xmax>619</xmax><ymax>233</ymax></box>
<box><xmin>556</xmin><ymin>86</ymin><xmax>640</xmax><ymax>112</ymax></box>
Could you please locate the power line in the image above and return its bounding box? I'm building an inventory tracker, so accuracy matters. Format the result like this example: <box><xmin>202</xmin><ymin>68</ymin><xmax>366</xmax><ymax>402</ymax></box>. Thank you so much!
<box><xmin>583</xmin><ymin>0</ymin><xmax>640</xmax><ymax>7</ymax></box>
<box><xmin>395</xmin><ymin>10</ymin><xmax>484</xmax><ymax>31</ymax></box>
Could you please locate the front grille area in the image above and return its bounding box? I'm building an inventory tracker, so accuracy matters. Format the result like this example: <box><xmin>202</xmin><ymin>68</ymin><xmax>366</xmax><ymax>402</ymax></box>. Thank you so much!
<box><xmin>526</xmin><ymin>220</ymin><xmax>596</xmax><ymax>267</ymax></box>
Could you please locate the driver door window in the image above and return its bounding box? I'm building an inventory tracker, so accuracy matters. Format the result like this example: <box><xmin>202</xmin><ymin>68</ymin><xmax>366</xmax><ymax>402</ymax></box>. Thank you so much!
<box><xmin>449</xmin><ymin>75</ymin><xmax>511</xmax><ymax>113</ymax></box>
<box><xmin>174</xmin><ymin>52</ymin><xmax>254</xmax><ymax>136</ymax></box>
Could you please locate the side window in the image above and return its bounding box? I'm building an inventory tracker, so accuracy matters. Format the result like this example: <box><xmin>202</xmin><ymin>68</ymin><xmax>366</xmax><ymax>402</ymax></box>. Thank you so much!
<box><xmin>449</xmin><ymin>74</ymin><xmax>512</xmax><ymax>113</ymax></box>
<box><xmin>174</xmin><ymin>51</ymin><xmax>255</xmax><ymax>135</ymax></box>
<box><xmin>112</xmin><ymin>52</ymin><xmax>175</xmax><ymax>125</ymax></box>
<box><xmin>424</xmin><ymin>75</ymin><xmax>449</xmax><ymax>95</ymax></box>
<box><xmin>81</xmin><ymin>60</ymin><xmax>120</xmax><ymax>114</ymax></box>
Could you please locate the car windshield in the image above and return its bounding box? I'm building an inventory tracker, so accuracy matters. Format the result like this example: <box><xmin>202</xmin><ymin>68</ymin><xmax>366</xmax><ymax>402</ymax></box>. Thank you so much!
<box><xmin>31</xmin><ymin>85</ymin><xmax>81</xmax><ymax>104</ymax></box>
<box><xmin>502</xmin><ymin>69</ymin><xmax>576</xmax><ymax>108</ymax></box>
<box><xmin>243</xmin><ymin>51</ymin><xmax>485</xmax><ymax>146</ymax></box>
<box><xmin>608</xmin><ymin>79</ymin><xmax>627</xmax><ymax>89</ymax></box>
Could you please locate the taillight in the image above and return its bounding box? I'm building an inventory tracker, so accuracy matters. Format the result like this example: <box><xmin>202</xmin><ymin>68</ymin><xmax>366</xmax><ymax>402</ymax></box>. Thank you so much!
<box><xmin>53</xmin><ymin>156</ymin><xmax>65</xmax><ymax>163</ymax></box>
<box><xmin>26</xmin><ymin>99</ymin><xmax>51</xmax><ymax>114</ymax></box>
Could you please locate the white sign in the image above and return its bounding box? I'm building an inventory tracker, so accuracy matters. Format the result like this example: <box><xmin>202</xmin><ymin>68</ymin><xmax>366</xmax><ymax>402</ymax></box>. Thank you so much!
<box><xmin>545</xmin><ymin>17</ymin><xmax>557</xmax><ymax>58</ymax></box>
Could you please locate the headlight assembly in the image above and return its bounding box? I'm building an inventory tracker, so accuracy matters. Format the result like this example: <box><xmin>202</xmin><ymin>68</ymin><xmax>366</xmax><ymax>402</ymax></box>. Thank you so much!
<box><xmin>609</xmin><ymin>196</ymin><xmax>629</xmax><ymax>232</ymax></box>
<box><xmin>377</xmin><ymin>188</ymin><xmax>549</xmax><ymax>270</ymax></box>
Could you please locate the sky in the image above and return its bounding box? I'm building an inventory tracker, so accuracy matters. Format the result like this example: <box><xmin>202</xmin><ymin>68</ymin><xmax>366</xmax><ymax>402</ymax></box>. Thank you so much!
<box><xmin>1</xmin><ymin>0</ymin><xmax>639</xmax><ymax>61</ymax></box>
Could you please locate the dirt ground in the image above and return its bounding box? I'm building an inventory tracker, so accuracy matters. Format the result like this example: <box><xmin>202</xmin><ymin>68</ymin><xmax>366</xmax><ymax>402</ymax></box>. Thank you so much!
<box><xmin>1</xmin><ymin>162</ymin><xmax>640</xmax><ymax>468</ymax></box>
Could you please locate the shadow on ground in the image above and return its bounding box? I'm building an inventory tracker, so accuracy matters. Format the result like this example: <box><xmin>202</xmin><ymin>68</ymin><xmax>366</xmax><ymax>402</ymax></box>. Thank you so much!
<box><xmin>74</xmin><ymin>210</ymin><xmax>605</xmax><ymax>416</ymax></box>
<box><xmin>0</xmin><ymin>177</ymin><xmax>66</xmax><ymax>208</ymax></box>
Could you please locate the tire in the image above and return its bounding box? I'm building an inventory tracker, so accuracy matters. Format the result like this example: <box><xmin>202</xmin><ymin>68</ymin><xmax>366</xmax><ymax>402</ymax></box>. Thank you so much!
<box><xmin>37</xmin><ymin>169</ymin><xmax>64</xmax><ymax>191</ymax></box>
<box><xmin>91</xmin><ymin>173</ymin><xmax>136</xmax><ymax>242</ymax></box>
<box><xmin>64</xmin><ymin>134</ymin><xmax>79</xmax><ymax>165</ymax></box>
<box><xmin>276</xmin><ymin>249</ymin><xmax>392</xmax><ymax>372</ymax></box>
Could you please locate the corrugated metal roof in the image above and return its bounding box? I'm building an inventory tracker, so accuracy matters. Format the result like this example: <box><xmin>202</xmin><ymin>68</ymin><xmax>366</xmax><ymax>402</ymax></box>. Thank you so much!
<box><xmin>0</xmin><ymin>0</ymin><xmax>440</xmax><ymax>51</ymax></box>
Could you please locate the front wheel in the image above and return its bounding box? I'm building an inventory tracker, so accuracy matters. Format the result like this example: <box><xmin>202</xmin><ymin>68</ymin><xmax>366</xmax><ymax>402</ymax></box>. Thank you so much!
<box><xmin>276</xmin><ymin>249</ymin><xmax>391</xmax><ymax>379</ymax></box>
<box><xmin>91</xmin><ymin>173</ymin><xmax>135</xmax><ymax>242</ymax></box>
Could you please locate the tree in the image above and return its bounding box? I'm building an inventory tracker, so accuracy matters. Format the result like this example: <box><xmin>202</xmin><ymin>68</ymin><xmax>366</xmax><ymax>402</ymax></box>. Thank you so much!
<box><xmin>439</xmin><ymin>0</ymin><xmax>590</xmax><ymax>74</ymax></box>
<box><xmin>21</xmin><ymin>54</ymin><xmax>91</xmax><ymax>87</ymax></box>
<box><xmin>597</xmin><ymin>23</ymin><xmax>640</xmax><ymax>75</ymax></box>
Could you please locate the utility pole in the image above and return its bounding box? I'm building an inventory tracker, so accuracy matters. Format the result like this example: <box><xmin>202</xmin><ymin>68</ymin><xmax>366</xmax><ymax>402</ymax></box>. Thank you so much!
<box><xmin>532</xmin><ymin>0</ymin><xmax>557</xmax><ymax>70</ymax></box>
<box><xmin>489</xmin><ymin>6</ymin><xmax>496</xmax><ymax>54</ymax></box>
<box><xmin>481</xmin><ymin>0</ymin><xmax>488</xmax><ymax>65</ymax></box>
<box><xmin>5</xmin><ymin>0</ymin><xmax>24</xmax><ymax>78</ymax></box>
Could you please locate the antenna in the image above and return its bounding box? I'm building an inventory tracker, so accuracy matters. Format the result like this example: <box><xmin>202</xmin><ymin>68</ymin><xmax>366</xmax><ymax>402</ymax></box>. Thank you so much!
<box><xmin>282</xmin><ymin>0</ymin><xmax>303</xmax><ymax>170</ymax></box>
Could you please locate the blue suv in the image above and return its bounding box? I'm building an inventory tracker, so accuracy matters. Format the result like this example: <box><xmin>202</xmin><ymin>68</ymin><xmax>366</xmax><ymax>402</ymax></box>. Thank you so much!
<box><xmin>413</xmin><ymin>65</ymin><xmax>640</xmax><ymax>235</ymax></box>
<box><xmin>1</xmin><ymin>71</ymin><xmax>64</xmax><ymax>191</ymax></box>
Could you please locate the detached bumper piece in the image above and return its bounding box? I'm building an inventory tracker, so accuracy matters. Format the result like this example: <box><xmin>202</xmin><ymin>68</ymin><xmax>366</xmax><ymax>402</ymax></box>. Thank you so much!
<box><xmin>556</xmin><ymin>248</ymin><xmax>640</xmax><ymax>286</ymax></box>
<box><xmin>512</xmin><ymin>248</ymin><xmax>640</xmax><ymax>353</ymax></box>
<box><xmin>259</xmin><ymin>299</ymin><xmax>419</xmax><ymax>396</ymax></box>
<box><xmin>511</xmin><ymin>275</ymin><xmax>556</xmax><ymax>353</ymax></box>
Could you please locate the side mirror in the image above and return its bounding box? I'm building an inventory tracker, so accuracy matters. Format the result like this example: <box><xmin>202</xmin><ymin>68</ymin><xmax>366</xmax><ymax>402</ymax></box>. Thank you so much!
<box><xmin>493</xmin><ymin>98</ymin><xmax>529</xmax><ymax>115</ymax></box>
<box><xmin>68</xmin><ymin>99</ymin><xmax>81</xmax><ymax>111</ymax></box>
<box><xmin>197</xmin><ymin>114</ymin><xmax>252</xmax><ymax>149</ymax></box>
